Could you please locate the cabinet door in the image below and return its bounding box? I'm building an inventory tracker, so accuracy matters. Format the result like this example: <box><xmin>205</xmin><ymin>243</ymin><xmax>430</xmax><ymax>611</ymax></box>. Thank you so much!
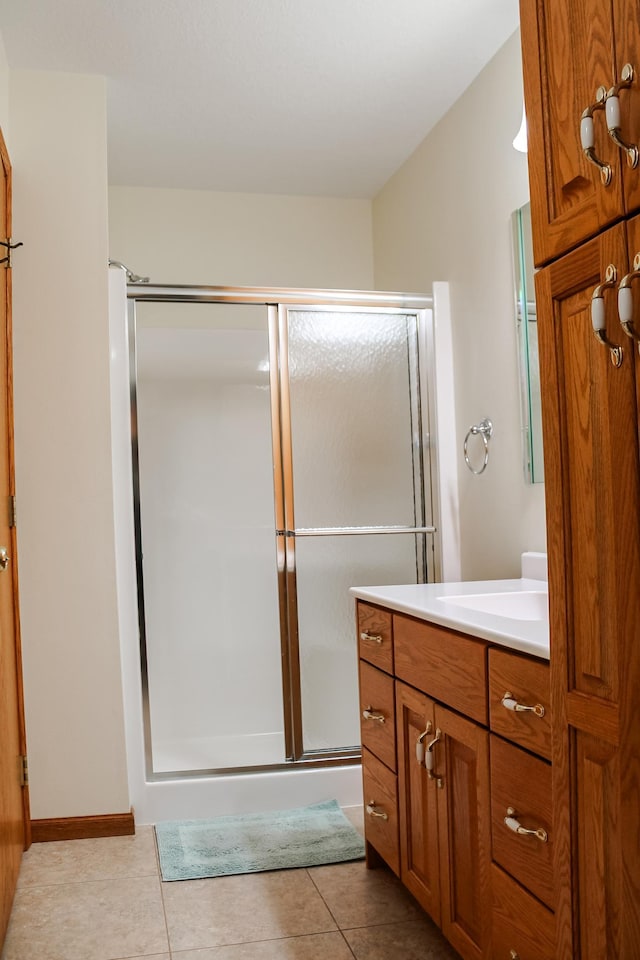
<box><xmin>520</xmin><ymin>0</ymin><xmax>626</xmax><ymax>265</ymax></box>
<box><xmin>537</xmin><ymin>221</ymin><xmax>640</xmax><ymax>708</ymax></box>
<box><xmin>434</xmin><ymin>702</ymin><xmax>491</xmax><ymax>960</ymax></box>
<box><xmin>536</xmin><ymin>220</ymin><xmax>640</xmax><ymax>959</ymax></box>
<box><xmin>395</xmin><ymin>681</ymin><xmax>440</xmax><ymax>924</ymax></box>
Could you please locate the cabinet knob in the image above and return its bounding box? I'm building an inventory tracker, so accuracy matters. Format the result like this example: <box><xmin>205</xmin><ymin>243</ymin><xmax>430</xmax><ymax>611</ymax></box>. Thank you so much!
<box><xmin>580</xmin><ymin>86</ymin><xmax>613</xmax><ymax>186</ymax></box>
<box><xmin>592</xmin><ymin>264</ymin><xmax>624</xmax><ymax>366</ymax></box>
<box><xmin>360</xmin><ymin>631</ymin><xmax>383</xmax><ymax>645</ymax></box>
<box><xmin>606</xmin><ymin>64</ymin><xmax>639</xmax><ymax>169</ymax></box>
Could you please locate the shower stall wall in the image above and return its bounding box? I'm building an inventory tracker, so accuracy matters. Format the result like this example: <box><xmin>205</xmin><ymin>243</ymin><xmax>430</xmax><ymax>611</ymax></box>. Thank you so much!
<box><xmin>110</xmin><ymin>276</ymin><xmax>456</xmax><ymax>823</ymax></box>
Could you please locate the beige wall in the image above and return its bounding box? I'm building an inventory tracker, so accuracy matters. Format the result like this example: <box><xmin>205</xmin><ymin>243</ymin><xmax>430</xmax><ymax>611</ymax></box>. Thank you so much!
<box><xmin>9</xmin><ymin>70</ymin><xmax>129</xmax><ymax>819</ymax></box>
<box><xmin>109</xmin><ymin>187</ymin><xmax>374</xmax><ymax>289</ymax></box>
<box><xmin>373</xmin><ymin>30</ymin><xmax>546</xmax><ymax>580</ymax></box>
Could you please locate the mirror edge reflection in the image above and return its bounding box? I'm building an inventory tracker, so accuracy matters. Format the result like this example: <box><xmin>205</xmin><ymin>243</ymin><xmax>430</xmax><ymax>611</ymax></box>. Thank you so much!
<box><xmin>511</xmin><ymin>201</ymin><xmax>544</xmax><ymax>485</ymax></box>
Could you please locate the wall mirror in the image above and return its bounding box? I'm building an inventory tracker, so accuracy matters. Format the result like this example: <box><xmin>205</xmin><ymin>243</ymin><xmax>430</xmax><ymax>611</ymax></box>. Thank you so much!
<box><xmin>511</xmin><ymin>202</ymin><xmax>544</xmax><ymax>483</ymax></box>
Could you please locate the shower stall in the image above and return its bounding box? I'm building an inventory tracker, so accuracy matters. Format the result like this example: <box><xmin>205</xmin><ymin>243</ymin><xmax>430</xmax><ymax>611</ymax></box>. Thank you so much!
<box><xmin>110</xmin><ymin>277</ymin><xmax>453</xmax><ymax>823</ymax></box>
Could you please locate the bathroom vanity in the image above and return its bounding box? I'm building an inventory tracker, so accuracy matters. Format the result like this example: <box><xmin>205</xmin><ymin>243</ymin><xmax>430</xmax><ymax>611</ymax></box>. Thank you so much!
<box><xmin>351</xmin><ymin>578</ymin><xmax>552</xmax><ymax>960</ymax></box>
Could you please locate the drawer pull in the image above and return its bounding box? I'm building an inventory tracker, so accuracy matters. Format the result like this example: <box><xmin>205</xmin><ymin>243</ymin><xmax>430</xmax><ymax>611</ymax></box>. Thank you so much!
<box><xmin>592</xmin><ymin>265</ymin><xmax>625</xmax><ymax>367</ymax></box>
<box><xmin>360</xmin><ymin>631</ymin><xmax>383</xmax><ymax>645</ymax></box>
<box><xmin>580</xmin><ymin>85</ymin><xmax>613</xmax><ymax>185</ymax></box>
<box><xmin>415</xmin><ymin>721</ymin><xmax>433</xmax><ymax>765</ymax></box>
<box><xmin>605</xmin><ymin>64</ymin><xmax>639</xmax><ymax>168</ymax></box>
<box><xmin>362</xmin><ymin>707</ymin><xmax>385</xmax><ymax>723</ymax></box>
<box><xmin>501</xmin><ymin>691</ymin><xmax>545</xmax><ymax>718</ymax></box>
<box><xmin>366</xmin><ymin>801</ymin><xmax>388</xmax><ymax>820</ymax></box>
<box><xmin>505</xmin><ymin>806</ymin><xmax>548</xmax><ymax>843</ymax></box>
<box><xmin>509</xmin><ymin>952</ymin><xmax>520</xmax><ymax>960</ymax></box>
<box><xmin>425</xmin><ymin>727</ymin><xmax>444</xmax><ymax>788</ymax></box>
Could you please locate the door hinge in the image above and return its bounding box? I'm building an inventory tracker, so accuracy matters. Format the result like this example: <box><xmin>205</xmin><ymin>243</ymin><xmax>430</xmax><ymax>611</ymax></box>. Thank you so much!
<box><xmin>8</xmin><ymin>494</ymin><xmax>16</xmax><ymax>528</ymax></box>
<box><xmin>0</xmin><ymin>239</ymin><xmax>23</xmax><ymax>269</ymax></box>
<box><xmin>18</xmin><ymin>754</ymin><xmax>28</xmax><ymax>787</ymax></box>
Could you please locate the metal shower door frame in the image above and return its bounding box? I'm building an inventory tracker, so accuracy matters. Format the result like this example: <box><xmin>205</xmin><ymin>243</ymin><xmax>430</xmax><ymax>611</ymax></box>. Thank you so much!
<box><xmin>126</xmin><ymin>283</ymin><xmax>440</xmax><ymax>780</ymax></box>
<box><xmin>275</xmin><ymin>301</ymin><xmax>438</xmax><ymax>761</ymax></box>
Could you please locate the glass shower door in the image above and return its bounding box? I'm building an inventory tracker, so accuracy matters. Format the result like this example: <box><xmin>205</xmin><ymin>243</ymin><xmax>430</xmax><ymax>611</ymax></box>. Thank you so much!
<box><xmin>279</xmin><ymin>307</ymin><xmax>433</xmax><ymax>757</ymax></box>
<box><xmin>133</xmin><ymin>302</ymin><xmax>286</xmax><ymax>774</ymax></box>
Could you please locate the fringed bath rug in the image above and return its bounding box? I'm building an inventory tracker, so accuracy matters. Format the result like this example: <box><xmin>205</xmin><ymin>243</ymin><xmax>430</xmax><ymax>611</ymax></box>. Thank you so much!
<box><xmin>154</xmin><ymin>798</ymin><xmax>365</xmax><ymax>881</ymax></box>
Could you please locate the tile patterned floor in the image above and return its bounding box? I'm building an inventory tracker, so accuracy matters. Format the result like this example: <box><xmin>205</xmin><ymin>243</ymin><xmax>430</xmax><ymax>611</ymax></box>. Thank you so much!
<box><xmin>1</xmin><ymin>809</ymin><xmax>461</xmax><ymax>960</ymax></box>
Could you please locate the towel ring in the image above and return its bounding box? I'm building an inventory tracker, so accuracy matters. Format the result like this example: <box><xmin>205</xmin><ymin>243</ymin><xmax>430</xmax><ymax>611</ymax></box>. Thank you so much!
<box><xmin>464</xmin><ymin>418</ymin><xmax>493</xmax><ymax>475</ymax></box>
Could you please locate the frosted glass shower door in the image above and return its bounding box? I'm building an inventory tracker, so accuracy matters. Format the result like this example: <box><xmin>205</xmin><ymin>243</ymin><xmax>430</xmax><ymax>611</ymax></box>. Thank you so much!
<box><xmin>133</xmin><ymin>302</ymin><xmax>285</xmax><ymax>774</ymax></box>
<box><xmin>280</xmin><ymin>307</ymin><xmax>432</xmax><ymax>756</ymax></box>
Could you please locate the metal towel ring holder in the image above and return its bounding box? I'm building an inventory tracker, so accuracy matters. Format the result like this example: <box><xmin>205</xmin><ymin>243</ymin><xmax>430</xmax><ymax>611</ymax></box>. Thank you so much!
<box><xmin>464</xmin><ymin>418</ymin><xmax>493</xmax><ymax>475</ymax></box>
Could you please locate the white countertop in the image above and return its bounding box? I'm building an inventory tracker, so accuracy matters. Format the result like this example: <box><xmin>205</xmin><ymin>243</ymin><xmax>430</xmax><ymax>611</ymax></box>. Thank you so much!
<box><xmin>350</xmin><ymin>578</ymin><xmax>550</xmax><ymax>660</ymax></box>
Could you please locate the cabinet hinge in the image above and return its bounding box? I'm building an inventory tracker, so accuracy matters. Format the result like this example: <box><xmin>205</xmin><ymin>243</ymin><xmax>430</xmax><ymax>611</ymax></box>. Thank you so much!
<box><xmin>18</xmin><ymin>754</ymin><xmax>28</xmax><ymax>787</ymax></box>
<box><xmin>0</xmin><ymin>239</ymin><xmax>23</xmax><ymax>269</ymax></box>
<box><xmin>8</xmin><ymin>494</ymin><xmax>16</xmax><ymax>528</ymax></box>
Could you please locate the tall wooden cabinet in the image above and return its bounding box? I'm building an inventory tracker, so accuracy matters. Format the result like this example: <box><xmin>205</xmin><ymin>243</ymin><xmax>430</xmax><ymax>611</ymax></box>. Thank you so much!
<box><xmin>521</xmin><ymin>2</ymin><xmax>640</xmax><ymax>956</ymax></box>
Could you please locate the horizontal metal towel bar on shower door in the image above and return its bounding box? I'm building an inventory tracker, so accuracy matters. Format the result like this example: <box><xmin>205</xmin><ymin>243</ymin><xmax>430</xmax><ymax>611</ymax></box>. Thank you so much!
<box><xmin>288</xmin><ymin>526</ymin><xmax>436</xmax><ymax>536</ymax></box>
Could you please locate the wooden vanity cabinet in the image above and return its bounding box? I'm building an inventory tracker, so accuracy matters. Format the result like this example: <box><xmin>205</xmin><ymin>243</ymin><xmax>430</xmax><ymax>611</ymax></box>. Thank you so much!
<box><xmin>358</xmin><ymin>603</ymin><xmax>492</xmax><ymax>960</ymax></box>
<box><xmin>357</xmin><ymin>601</ymin><xmax>556</xmax><ymax>960</ymax></box>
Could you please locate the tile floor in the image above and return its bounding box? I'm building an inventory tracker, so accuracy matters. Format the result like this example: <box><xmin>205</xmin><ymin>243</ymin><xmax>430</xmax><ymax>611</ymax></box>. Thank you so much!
<box><xmin>1</xmin><ymin>808</ymin><xmax>461</xmax><ymax>960</ymax></box>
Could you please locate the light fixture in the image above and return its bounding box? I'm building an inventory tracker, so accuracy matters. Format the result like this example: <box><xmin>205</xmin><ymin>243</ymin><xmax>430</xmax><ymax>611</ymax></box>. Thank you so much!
<box><xmin>513</xmin><ymin>101</ymin><xmax>528</xmax><ymax>153</ymax></box>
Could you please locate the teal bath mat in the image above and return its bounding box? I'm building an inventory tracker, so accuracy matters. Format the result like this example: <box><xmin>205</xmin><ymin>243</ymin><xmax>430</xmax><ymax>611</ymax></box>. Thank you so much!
<box><xmin>154</xmin><ymin>798</ymin><xmax>365</xmax><ymax>881</ymax></box>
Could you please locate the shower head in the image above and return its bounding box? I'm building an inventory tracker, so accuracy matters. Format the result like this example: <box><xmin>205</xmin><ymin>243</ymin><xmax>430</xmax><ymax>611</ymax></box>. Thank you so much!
<box><xmin>108</xmin><ymin>260</ymin><xmax>150</xmax><ymax>284</ymax></box>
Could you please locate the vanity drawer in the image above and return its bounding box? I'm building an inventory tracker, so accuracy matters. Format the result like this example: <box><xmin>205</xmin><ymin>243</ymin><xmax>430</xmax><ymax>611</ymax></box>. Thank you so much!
<box><xmin>489</xmin><ymin>648</ymin><xmax>551</xmax><ymax>760</ymax></box>
<box><xmin>490</xmin><ymin>735</ymin><xmax>554</xmax><ymax>909</ymax></box>
<box><xmin>362</xmin><ymin>747</ymin><xmax>399</xmax><ymax>875</ymax></box>
<box><xmin>491</xmin><ymin>863</ymin><xmax>555</xmax><ymax>960</ymax></box>
<box><xmin>357</xmin><ymin>602</ymin><xmax>393</xmax><ymax>673</ymax></box>
<box><xmin>394</xmin><ymin>614</ymin><xmax>488</xmax><ymax>724</ymax></box>
<box><xmin>359</xmin><ymin>660</ymin><xmax>396</xmax><ymax>772</ymax></box>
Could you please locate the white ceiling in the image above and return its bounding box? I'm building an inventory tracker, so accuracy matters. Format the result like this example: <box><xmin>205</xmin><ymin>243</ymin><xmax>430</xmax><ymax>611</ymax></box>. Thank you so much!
<box><xmin>0</xmin><ymin>0</ymin><xmax>519</xmax><ymax>198</ymax></box>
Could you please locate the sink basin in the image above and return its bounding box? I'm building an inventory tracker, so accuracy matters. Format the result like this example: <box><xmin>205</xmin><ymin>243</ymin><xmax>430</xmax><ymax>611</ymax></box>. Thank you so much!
<box><xmin>438</xmin><ymin>590</ymin><xmax>548</xmax><ymax>621</ymax></box>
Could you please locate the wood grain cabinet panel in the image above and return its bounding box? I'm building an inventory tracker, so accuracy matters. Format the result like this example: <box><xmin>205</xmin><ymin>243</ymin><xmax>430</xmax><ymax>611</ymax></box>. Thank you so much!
<box><xmin>394</xmin><ymin>614</ymin><xmax>487</xmax><ymax>725</ymax></box>
<box><xmin>361</xmin><ymin>747</ymin><xmax>399</xmax><ymax>877</ymax></box>
<box><xmin>395</xmin><ymin>682</ymin><xmax>441</xmax><ymax>924</ymax></box>
<box><xmin>358</xmin><ymin>660</ymin><xmax>396</xmax><ymax>772</ymax></box>
<box><xmin>357</xmin><ymin>602</ymin><xmax>393</xmax><ymax>673</ymax></box>
<box><xmin>536</xmin><ymin>221</ymin><xmax>640</xmax><ymax>708</ymax></box>
<box><xmin>572</xmin><ymin>729</ymin><xmax>640</xmax><ymax>960</ymax></box>
<box><xmin>489</xmin><ymin>648</ymin><xmax>551</xmax><ymax>760</ymax></box>
<box><xmin>435</xmin><ymin>702</ymin><xmax>491</xmax><ymax>960</ymax></box>
<box><xmin>490</xmin><ymin>863</ymin><xmax>556</xmax><ymax>960</ymax></box>
<box><xmin>490</xmin><ymin>736</ymin><xmax>554</xmax><ymax>910</ymax></box>
<box><xmin>395</xmin><ymin>681</ymin><xmax>490</xmax><ymax>960</ymax></box>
